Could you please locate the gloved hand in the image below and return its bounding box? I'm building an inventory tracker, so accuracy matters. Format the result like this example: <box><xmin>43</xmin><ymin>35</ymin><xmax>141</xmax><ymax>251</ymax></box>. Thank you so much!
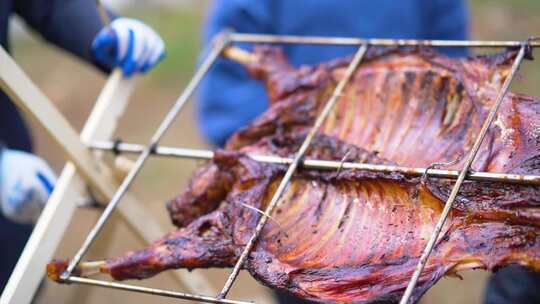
<box><xmin>92</xmin><ymin>18</ymin><xmax>166</xmax><ymax>77</ymax></box>
<box><xmin>0</xmin><ymin>148</ymin><xmax>57</xmax><ymax>224</ymax></box>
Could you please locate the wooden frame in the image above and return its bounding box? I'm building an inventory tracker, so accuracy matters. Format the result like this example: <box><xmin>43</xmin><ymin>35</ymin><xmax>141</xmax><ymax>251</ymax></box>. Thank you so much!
<box><xmin>0</xmin><ymin>46</ymin><xmax>213</xmax><ymax>304</ymax></box>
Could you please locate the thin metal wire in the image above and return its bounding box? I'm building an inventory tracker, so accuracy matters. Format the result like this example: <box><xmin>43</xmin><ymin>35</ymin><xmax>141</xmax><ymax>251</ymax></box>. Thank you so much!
<box><xmin>61</xmin><ymin>33</ymin><xmax>231</xmax><ymax>281</ymax></box>
<box><xmin>66</xmin><ymin>277</ymin><xmax>252</xmax><ymax>304</ymax></box>
<box><xmin>95</xmin><ymin>0</ymin><xmax>111</xmax><ymax>25</ymax></box>
<box><xmin>230</xmin><ymin>33</ymin><xmax>540</xmax><ymax>47</ymax></box>
<box><xmin>217</xmin><ymin>43</ymin><xmax>369</xmax><ymax>299</ymax></box>
<box><xmin>399</xmin><ymin>43</ymin><xmax>528</xmax><ymax>304</ymax></box>
<box><xmin>87</xmin><ymin>140</ymin><xmax>540</xmax><ymax>186</ymax></box>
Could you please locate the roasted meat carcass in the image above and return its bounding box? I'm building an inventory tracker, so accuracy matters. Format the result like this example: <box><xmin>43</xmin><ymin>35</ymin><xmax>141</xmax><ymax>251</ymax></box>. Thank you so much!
<box><xmin>48</xmin><ymin>46</ymin><xmax>540</xmax><ymax>303</ymax></box>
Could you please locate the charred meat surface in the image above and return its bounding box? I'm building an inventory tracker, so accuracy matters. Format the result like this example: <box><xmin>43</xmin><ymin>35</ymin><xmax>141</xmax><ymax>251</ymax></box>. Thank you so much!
<box><xmin>49</xmin><ymin>47</ymin><xmax>540</xmax><ymax>303</ymax></box>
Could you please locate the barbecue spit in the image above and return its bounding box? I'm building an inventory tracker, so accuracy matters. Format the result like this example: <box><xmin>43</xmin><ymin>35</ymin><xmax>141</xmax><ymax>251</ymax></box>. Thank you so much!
<box><xmin>49</xmin><ymin>45</ymin><xmax>540</xmax><ymax>303</ymax></box>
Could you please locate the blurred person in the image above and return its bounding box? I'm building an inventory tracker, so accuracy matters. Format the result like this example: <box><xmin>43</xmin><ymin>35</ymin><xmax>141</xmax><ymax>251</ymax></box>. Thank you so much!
<box><xmin>197</xmin><ymin>2</ymin><xmax>540</xmax><ymax>304</ymax></box>
<box><xmin>485</xmin><ymin>265</ymin><xmax>540</xmax><ymax>304</ymax></box>
<box><xmin>0</xmin><ymin>0</ymin><xmax>165</xmax><ymax>293</ymax></box>
<box><xmin>197</xmin><ymin>0</ymin><xmax>470</xmax><ymax>148</ymax></box>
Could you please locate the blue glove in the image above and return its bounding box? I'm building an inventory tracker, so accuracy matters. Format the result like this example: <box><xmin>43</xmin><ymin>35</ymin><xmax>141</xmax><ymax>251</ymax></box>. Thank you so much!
<box><xmin>92</xmin><ymin>18</ymin><xmax>166</xmax><ymax>77</ymax></box>
<box><xmin>0</xmin><ymin>149</ymin><xmax>57</xmax><ymax>224</ymax></box>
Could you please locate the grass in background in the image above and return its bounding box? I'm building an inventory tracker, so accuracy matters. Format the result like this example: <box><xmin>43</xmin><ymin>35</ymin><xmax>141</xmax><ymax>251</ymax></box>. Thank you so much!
<box><xmin>124</xmin><ymin>3</ymin><xmax>208</xmax><ymax>88</ymax></box>
<box><xmin>471</xmin><ymin>0</ymin><xmax>540</xmax><ymax>97</ymax></box>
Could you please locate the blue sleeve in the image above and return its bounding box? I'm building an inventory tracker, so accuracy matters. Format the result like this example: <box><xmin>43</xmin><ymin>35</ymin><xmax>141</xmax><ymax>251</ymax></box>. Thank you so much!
<box><xmin>13</xmin><ymin>0</ymin><xmax>112</xmax><ymax>69</ymax></box>
<box><xmin>425</xmin><ymin>0</ymin><xmax>470</xmax><ymax>57</ymax></box>
<box><xmin>196</xmin><ymin>0</ymin><xmax>273</xmax><ymax>147</ymax></box>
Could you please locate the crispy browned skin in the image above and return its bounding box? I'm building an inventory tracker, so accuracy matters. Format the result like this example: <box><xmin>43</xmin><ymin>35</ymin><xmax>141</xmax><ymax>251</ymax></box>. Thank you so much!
<box><xmin>48</xmin><ymin>47</ymin><xmax>540</xmax><ymax>303</ymax></box>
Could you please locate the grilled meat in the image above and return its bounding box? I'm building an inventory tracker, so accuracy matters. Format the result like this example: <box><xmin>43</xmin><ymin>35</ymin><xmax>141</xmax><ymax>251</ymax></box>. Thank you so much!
<box><xmin>49</xmin><ymin>46</ymin><xmax>540</xmax><ymax>303</ymax></box>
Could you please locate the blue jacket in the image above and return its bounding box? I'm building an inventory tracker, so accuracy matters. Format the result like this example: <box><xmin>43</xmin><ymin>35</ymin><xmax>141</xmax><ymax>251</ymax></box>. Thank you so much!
<box><xmin>197</xmin><ymin>0</ymin><xmax>470</xmax><ymax>147</ymax></box>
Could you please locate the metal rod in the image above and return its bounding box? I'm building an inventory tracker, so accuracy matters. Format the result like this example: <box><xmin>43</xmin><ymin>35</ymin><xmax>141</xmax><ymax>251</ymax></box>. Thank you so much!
<box><xmin>399</xmin><ymin>44</ymin><xmax>527</xmax><ymax>304</ymax></box>
<box><xmin>61</xmin><ymin>33</ymin><xmax>231</xmax><ymax>281</ymax></box>
<box><xmin>66</xmin><ymin>277</ymin><xmax>252</xmax><ymax>304</ymax></box>
<box><xmin>230</xmin><ymin>33</ymin><xmax>540</xmax><ymax>47</ymax></box>
<box><xmin>217</xmin><ymin>43</ymin><xmax>369</xmax><ymax>299</ymax></box>
<box><xmin>87</xmin><ymin>140</ymin><xmax>540</xmax><ymax>186</ymax></box>
<box><xmin>95</xmin><ymin>0</ymin><xmax>112</xmax><ymax>25</ymax></box>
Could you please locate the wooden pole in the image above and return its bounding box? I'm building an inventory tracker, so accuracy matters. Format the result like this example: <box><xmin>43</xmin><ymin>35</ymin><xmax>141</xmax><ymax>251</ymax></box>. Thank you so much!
<box><xmin>0</xmin><ymin>47</ymin><xmax>213</xmax><ymax>304</ymax></box>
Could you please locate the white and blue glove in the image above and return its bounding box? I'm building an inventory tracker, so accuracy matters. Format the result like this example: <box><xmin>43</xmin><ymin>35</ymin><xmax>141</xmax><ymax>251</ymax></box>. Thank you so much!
<box><xmin>92</xmin><ymin>18</ymin><xmax>166</xmax><ymax>77</ymax></box>
<box><xmin>0</xmin><ymin>149</ymin><xmax>57</xmax><ymax>224</ymax></box>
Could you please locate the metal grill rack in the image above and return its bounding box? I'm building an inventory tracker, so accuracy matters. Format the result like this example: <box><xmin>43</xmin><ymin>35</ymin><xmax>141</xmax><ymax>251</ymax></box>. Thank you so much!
<box><xmin>54</xmin><ymin>32</ymin><xmax>539</xmax><ymax>304</ymax></box>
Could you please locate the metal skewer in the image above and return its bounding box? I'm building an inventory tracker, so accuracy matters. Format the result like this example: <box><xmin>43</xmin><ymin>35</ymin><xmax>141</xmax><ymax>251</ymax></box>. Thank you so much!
<box><xmin>217</xmin><ymin>43</ymin><xmax>369</xmax><ymax>299</ymax></box>
<box><xmin>86</xmin><ymin>140</ymin><xmax>540</xmax><ymax>186</ymax></box>
<box><xmin>399</xmin><ymin>43</ymin><xmax>528</xmax><ymax>304</ymax></box>
<box><xmin>65</xmin><ymin>277</ymin><xmax>252</xmax><ymax>304</ymax></box>
<box><xmin>230</xmin><ymin>33</ymin><xmax>540</xmax><ymax>48</ymax></box>
<box><xmin>95</xmin><ymin>0</ymin><xmax>112</xmax><ymax>25</ymax></box>
<box><xmin>61</xmin><ymin>33</ymin><xmax>231</xmax><ymax>281</ymax></box>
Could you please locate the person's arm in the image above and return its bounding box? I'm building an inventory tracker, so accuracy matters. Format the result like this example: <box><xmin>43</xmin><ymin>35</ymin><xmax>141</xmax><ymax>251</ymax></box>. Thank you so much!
<box><xmin>197</xmin><ymin>0</ymin><xmax>273</xmax><ymax>146</ymax></box>
<box><xmin>425</xmin><ymin>0</ymin><xmax>470</xmax><ymax>57</ymax></box>
<box><xmin>14</xmin><ymin>0</ymin><xmax>165</xmax><ymax>76</ymax></box>
<box><xmin>13</xmin><ymin>0</ymin><xmax>108</xmax><ymax>69</ymax></box>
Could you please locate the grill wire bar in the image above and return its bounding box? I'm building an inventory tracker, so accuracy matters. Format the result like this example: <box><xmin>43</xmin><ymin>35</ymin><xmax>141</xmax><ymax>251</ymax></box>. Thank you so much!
<box><xmin>218</xmin><ymin>43</ymin><xmax>369</xmax><ymax>299</ymax></box>
<box><xmin>61</xmin><ymin>33</ymin><xmax>231</xmax><ymax>280</ymax></box>
<box><xmin>87</xmin><ymin>140</ymin><xmax>540</xmax><ymax>186</ymax></box>
<box><xmin>65</xmin><ymin>277</ymin><xmax>252</xmax><ymax>304</ymax></box>
<box><xmin>230</xmin><ymin>33</ymin><xmax>540</xmax><ymax>47</ymax></box>
<box><xmin>56</xmin><ymin>32</ymin><xmax>539</xmax><ymax>304</ymax></box>
<box><xmin>399</xmin><ymin>43</ymin><xmax>528</xmax><ymax>304</ymax></box>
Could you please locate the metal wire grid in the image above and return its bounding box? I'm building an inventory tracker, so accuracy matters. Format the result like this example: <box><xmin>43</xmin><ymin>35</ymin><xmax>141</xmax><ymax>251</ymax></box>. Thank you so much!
<box><xmin>57</xmin><ymin>31</ymin><xmax>539</xmax><ymax>304</ymax></box>
<box><xmin>86</xmin><ymin>140</ymin><xmax>540</xmax><ymax>185</ymax></box>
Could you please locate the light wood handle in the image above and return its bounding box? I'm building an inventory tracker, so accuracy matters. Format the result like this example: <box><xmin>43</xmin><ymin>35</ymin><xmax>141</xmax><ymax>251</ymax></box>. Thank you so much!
<box><xmin>222</xmin><ymin>46</ymin><xmax>258</xmax><ymax>65</ymax></box>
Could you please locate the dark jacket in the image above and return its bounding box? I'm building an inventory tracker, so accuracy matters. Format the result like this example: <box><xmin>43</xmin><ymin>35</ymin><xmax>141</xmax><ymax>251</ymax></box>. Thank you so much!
<box><xmin>1</xmin><ymin>0</ymin><xmax>109</xmax><ymax>152</ymax></box>
<box><xmin>0</xmin><ymin>0</ymin><xmax>108</xmax><ymax>292</ymax></box>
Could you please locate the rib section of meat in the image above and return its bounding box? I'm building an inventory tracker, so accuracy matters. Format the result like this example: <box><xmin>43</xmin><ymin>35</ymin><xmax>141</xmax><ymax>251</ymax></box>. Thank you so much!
<box><xmin>48</xmin><ymin>47</ymin><xmax>540</xmax><ymax>303</ymax></box>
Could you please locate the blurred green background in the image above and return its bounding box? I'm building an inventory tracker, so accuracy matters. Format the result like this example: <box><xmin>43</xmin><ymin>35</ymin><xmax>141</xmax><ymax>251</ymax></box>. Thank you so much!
<box><xmin>6</xmin><ymin>1</ymin><xmax>540</xmax><ymax>303</ymax></box>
